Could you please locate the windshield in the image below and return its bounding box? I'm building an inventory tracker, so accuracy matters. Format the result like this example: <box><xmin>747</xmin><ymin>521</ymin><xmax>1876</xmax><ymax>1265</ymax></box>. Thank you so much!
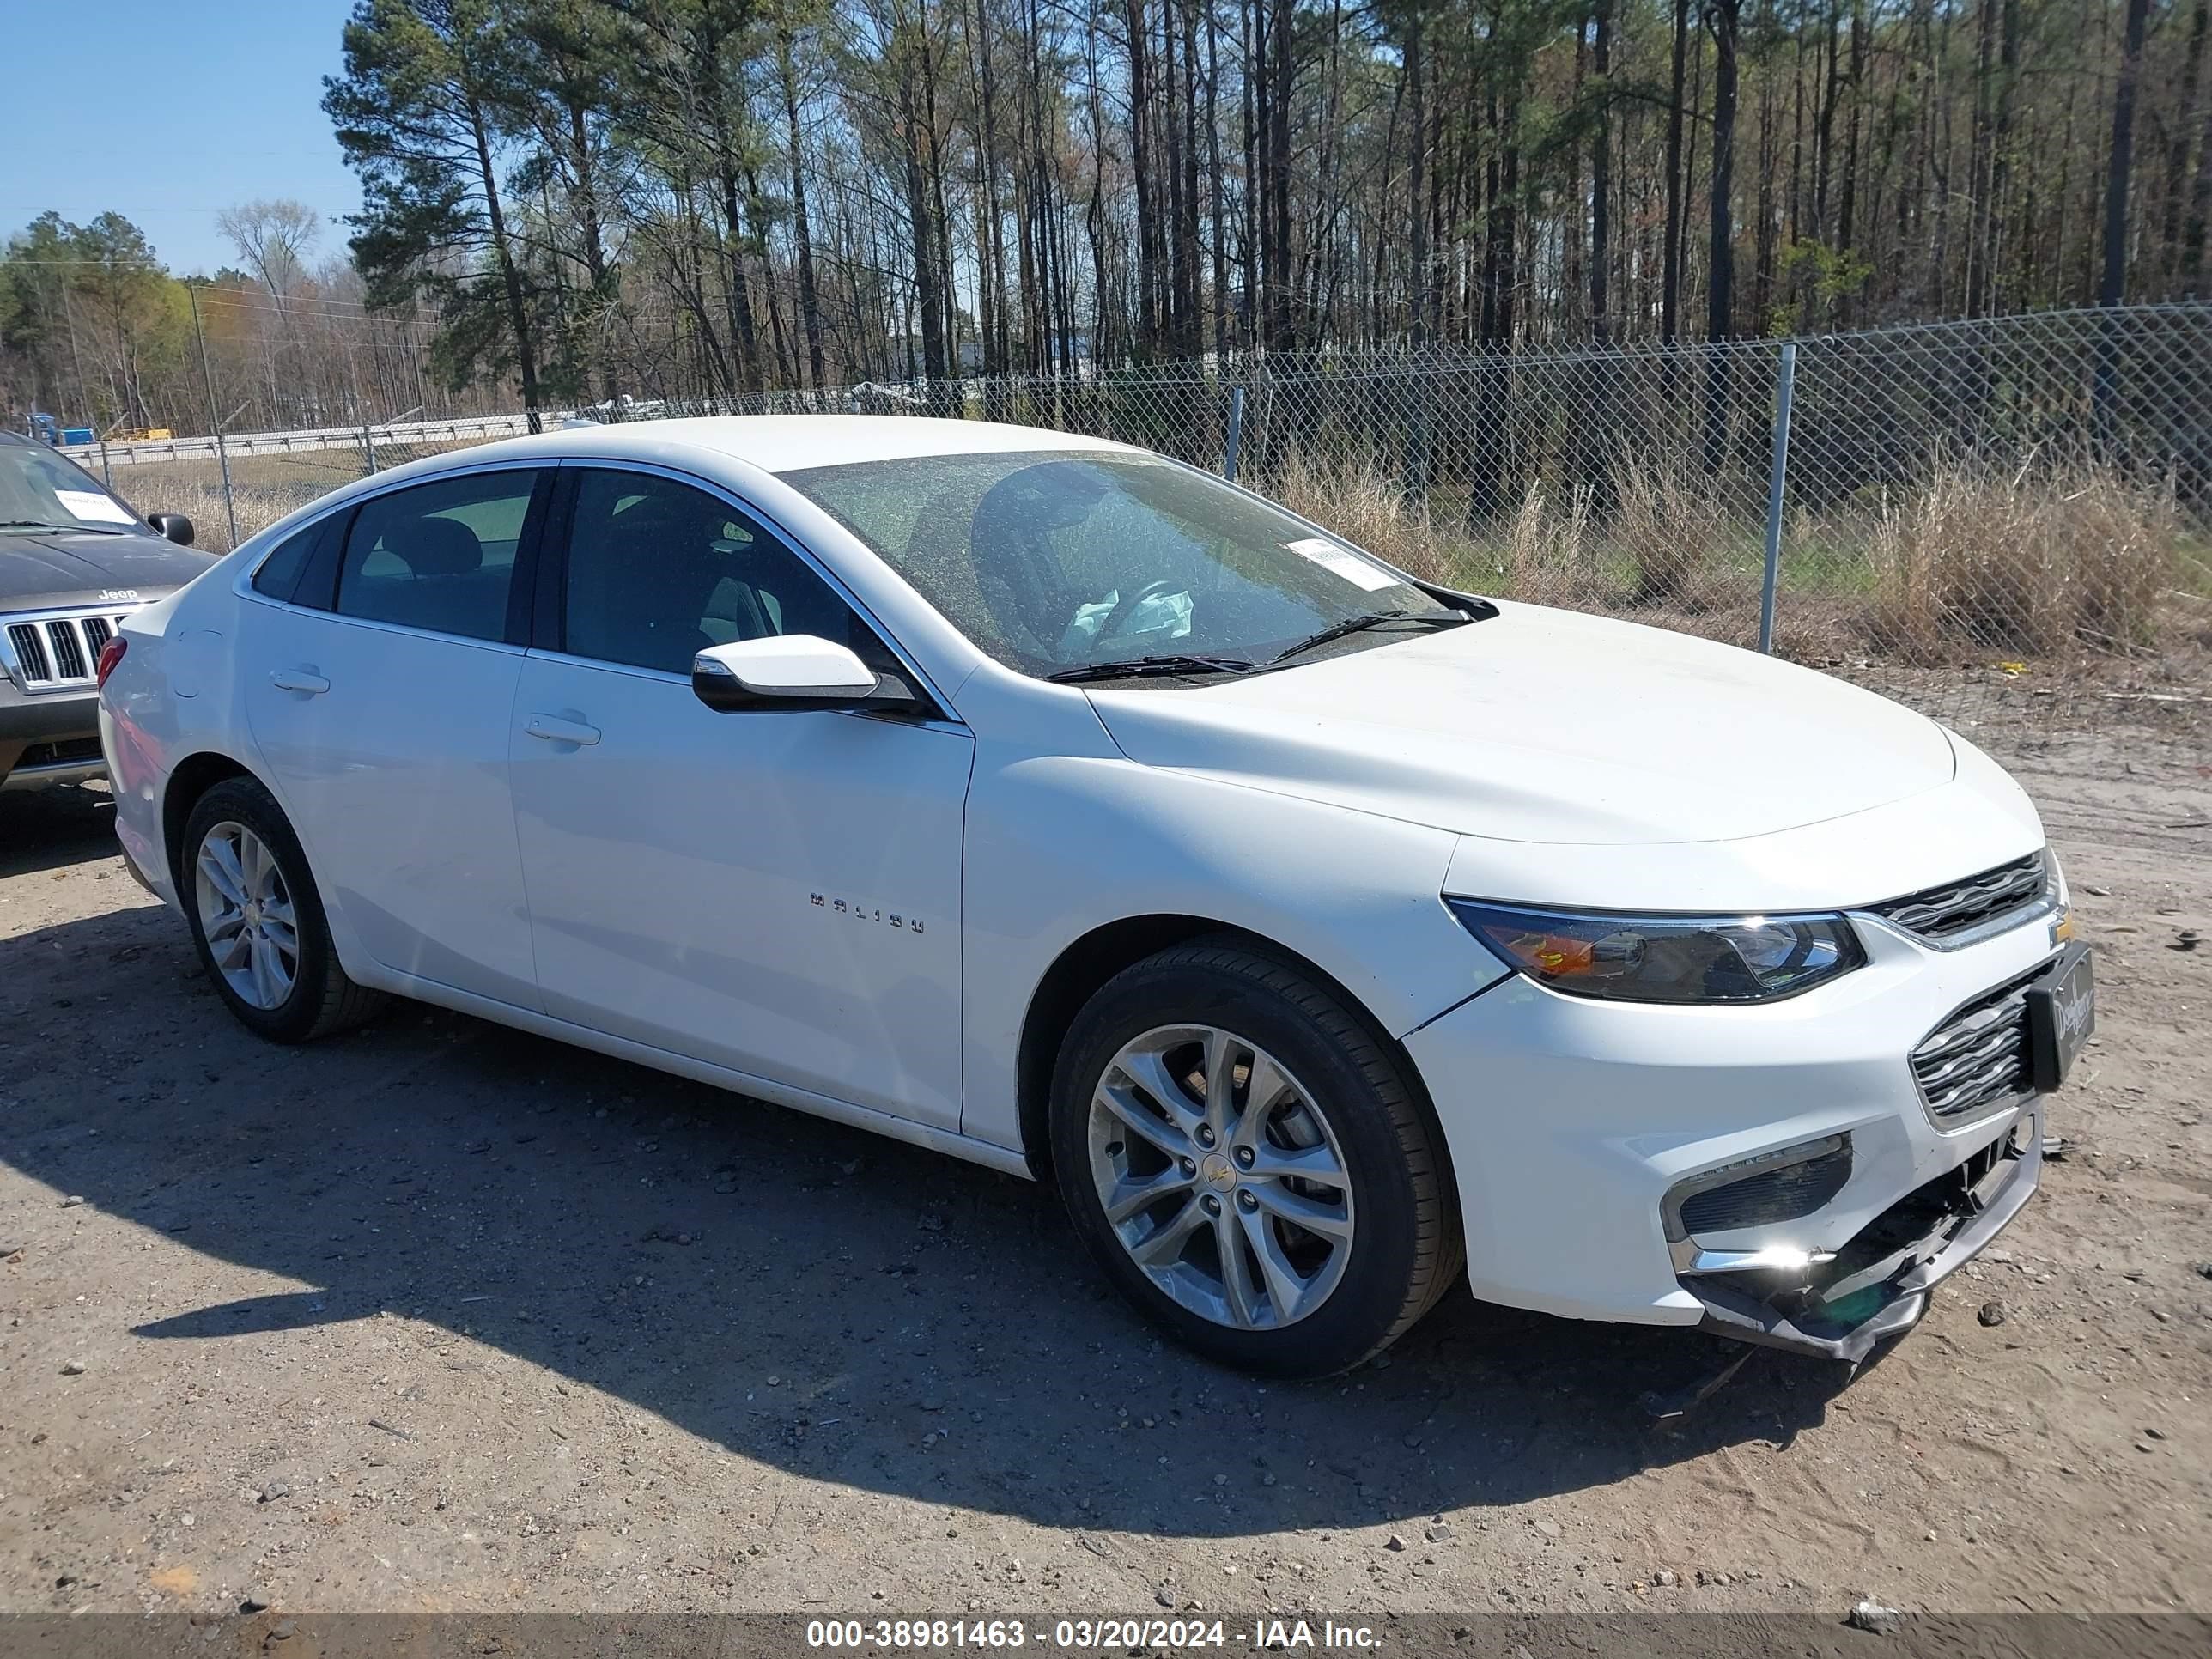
<box><xmin>782</xmin><ymin>449</ymin><xmax>1459</xmax><ymax>678</ymax></box>
<box><xmin>0</xmin><ymin>443</ymin><xmax>137</xmax><ymax>534</ymax></box>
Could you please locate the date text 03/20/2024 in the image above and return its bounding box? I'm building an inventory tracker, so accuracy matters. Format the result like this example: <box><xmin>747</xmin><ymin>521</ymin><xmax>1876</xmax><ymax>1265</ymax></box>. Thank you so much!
<box><xmin>803</xmin><ymin>1619</ymin><xmax>1381</xmax><ymax>1650</ymax></box>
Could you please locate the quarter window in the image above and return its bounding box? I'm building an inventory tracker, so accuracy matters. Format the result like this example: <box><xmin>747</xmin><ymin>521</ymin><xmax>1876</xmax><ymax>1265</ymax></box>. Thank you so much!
<box><xmin>334</xmin><ymin>471</ymin><xmax>541</xmax><ymax>641</ymax></box>
<box><xmin>559</xmin><ymin>470</ymin><xmax>869</xmax><ymax>676</ymax></box>
<box><xmin>251</xmin><ymin>517</ymin><xmax>327</xmax><ymax>603</ymax></box>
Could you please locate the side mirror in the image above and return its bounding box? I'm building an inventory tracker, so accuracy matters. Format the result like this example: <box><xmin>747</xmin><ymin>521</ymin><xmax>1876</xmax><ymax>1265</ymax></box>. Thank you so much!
<box><xmin>147</xmin><ymin>513</ymin><xmax>195</xmax><ymax>546</ymax></box>
<box><xmin>692</xmin><ymin>635</ymin><xmax>915</xmax><ymax>714</ymax></box>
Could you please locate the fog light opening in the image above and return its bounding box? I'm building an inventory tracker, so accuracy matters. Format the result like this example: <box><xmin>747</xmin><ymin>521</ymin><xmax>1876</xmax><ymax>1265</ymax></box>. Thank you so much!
<box><xmin>1664</xmin><ymin>1133</ymin><xmax>1854</xmax><ymax>1243</ymax></box>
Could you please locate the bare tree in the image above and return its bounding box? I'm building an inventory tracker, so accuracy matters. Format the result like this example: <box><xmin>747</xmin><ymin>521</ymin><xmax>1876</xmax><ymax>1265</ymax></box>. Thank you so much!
<box><xmin>215</xmin><ymin>199</ymin><xmax>323</xmax><ymax>314</ymax></box>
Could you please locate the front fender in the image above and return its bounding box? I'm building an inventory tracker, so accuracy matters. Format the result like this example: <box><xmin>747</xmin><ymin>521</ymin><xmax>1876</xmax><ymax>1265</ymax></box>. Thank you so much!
<box><xmin>958</xmin><ymin>749</ymin><xmax>1504</xmax><ymax>1151</ymax></box>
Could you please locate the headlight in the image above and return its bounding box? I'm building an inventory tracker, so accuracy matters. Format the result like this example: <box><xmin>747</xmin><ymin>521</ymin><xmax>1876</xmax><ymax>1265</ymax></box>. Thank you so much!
<box><xmin>1448</xmin><ymin>899</ymin><xmax>1865</xmax><ymax>1004</ymax></box>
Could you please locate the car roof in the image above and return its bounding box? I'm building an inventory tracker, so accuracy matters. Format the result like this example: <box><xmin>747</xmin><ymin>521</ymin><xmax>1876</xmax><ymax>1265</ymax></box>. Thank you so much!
<box><xmin>242</xmin><ymin>415</ymin><xmax>1152</xmax><ymax>551</ymax></box>
<box><xmin>434</xmin><ymin>415</ymin><xmax>1133</xmax><ymax>477</ymax></box>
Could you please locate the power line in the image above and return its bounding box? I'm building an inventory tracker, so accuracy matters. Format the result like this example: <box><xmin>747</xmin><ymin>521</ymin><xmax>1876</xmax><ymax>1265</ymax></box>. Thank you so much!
<box><xmin>0</xmin><ymin>204</ymin><xmax>356</xmax><ymax>216</ymax></box>
<box><xmin>6</xmin><ymin>261</ymin><xmax>447</xmax><ymax>326</ymax></box>
<box><xmin>193</xmin><ymin>289</ymin><xmax>420</xmax><ymax>321</ymax></box>
<box><xmin>3</xmin><ymin>262</ymin><xmax>380</xmax><ymax>313</ymax></box>
<box><xmin>7</xmin><ymin>270</ymin><xmax>422</xmax><ymax>326</ymax></box>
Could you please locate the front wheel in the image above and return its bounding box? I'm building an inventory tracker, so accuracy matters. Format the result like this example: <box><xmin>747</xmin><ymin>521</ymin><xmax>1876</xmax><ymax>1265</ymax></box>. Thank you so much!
<box><xmin>1049</xmin><ymin>939</ymin><xmax>1461</xmax><ymax>1376</ymax></box>
<box><xmin>180</xmin><ymin>777</ymin><xmax>384</xmax><ymax>1042</ymax></box>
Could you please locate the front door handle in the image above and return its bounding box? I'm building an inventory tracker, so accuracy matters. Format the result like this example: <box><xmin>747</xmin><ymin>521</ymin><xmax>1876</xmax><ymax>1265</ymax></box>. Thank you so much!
<box><xmin>269</xmin><ymin>668</ymin><xmax>330</xmax><ymax>695</ymax></box>
<box><xmin>524</xmin><ymin>714</ymin><xmax>602</xmax><ymax>746</ymax></box>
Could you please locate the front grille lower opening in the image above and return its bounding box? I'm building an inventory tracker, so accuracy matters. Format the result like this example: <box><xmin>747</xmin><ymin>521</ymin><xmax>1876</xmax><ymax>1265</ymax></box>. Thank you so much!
<box><xmin>1911</xmin><ymin>959</ymin><xmax>2048</xmax><ymax>1121</ymax></box>
<box><xmin>1686</xmin><ymin>1123</ymin><xmax>2027</xmax><ymax>1337</ymax></box>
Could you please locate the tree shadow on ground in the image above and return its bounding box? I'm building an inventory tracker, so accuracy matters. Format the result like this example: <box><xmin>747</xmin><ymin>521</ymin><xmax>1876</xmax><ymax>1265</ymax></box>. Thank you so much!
<box><xmin>0</xmin><ymin>872</ymin><xmax>1856</xmax><ymax>1540</ymax></box>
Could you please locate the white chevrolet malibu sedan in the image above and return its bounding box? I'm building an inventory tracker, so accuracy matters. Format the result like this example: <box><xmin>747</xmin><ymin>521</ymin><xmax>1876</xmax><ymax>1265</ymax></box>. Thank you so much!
<box><xmin>96</xmin><ymin>417</ymin><xmax>2094</xmax><ymax>1377</ymax></box>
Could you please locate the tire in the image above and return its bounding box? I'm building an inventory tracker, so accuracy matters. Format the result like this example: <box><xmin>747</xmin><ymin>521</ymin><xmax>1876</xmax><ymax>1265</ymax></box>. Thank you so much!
<box><xmin>179</xmin><ymin>776</ymin><xmax>385</xmax><ymax>1042</ymax></box>
<box><xmin>1049</xmin><ymin>936</ymin><xmax>1462</xmax><ymax>1377</ymax></box>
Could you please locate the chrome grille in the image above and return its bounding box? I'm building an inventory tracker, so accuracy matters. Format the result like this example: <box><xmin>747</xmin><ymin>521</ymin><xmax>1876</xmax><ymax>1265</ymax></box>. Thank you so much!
<box><xmin>48</xmin><ymin>619</ymin><xmax>87</xmax><ymax>679</ymax></box>
<box><xmin>1911</xmin><ymin>963</ymin><xmax>2045</xmax><ymax>1121</ymax></box>
<box><xmin>2</xmin><ymin>609</ymin><xmax>136</xmax><ymax>692</ymax></box>
<box><xmin>6</xmin><ymin>623</ymin><xmax>48</xmax><ymax>681</ymax></box>
<box><xmin>1871</xmin><ymin>853</ymin><xmax>2048</xmax><ymax>943</ymax></box>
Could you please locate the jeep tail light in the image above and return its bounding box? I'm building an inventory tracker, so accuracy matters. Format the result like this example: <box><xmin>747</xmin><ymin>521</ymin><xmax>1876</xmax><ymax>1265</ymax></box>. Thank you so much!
<box><xmin>95</xmin><ymin>635</ymin><xmax>128</xmax><ymax>689</ymax></box>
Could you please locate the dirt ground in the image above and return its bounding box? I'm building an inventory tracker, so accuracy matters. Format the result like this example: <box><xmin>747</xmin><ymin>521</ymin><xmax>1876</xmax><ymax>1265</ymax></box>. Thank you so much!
<box><xmin>0</xmin><ymin>748</ymin><xmax>2205</xmax><ymax>1626</ymax></box>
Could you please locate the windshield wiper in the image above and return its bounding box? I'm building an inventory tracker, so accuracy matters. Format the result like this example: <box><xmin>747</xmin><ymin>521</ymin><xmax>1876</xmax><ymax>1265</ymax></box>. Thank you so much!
<box><xmin>0</xmin><ymin>519</ymin><xmax>128</xmax><ymax>536</ymax></box>
<box><xmin>1045</xmin><ymin>653</ymin><xmax>1258</xmax><ymax>684</ymax></box>
<box><xmin>1264</xmin><ymin>609</ymin><xmax>1470</xmax><ymax>666</ymax></box>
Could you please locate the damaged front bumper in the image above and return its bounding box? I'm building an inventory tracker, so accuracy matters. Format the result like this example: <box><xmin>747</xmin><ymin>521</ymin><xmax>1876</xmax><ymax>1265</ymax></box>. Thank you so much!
<box><xmin>1680</xmin><ymin>1113</ymin><xmax>2041</xmax><ymax>1365</ymax></box>
<box><xmin>1403</xmin><ymin>909</ymin><xmax>2076</xmax><ymax>1347</ymax></box>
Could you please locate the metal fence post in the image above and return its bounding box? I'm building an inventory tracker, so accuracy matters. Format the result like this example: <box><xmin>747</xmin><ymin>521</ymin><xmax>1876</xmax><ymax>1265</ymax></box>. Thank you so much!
<box><xmin>362</xmin><ymin>419</ymin><xmax>377</xmax><ymax>475</ymax></box>
<box><xmin>188</xmin><ymin>283</ymin><xmax>240</xmax><ymax>550</ymax></box>
<box><xmin>1223</xmin><ymin>385</ymin><xmax>1246</xmax><ymax>482</ymax></box>
<box><xmin>1758</xmin><ymin>342</ymin><xmax>1798</xmax><ymax>655</ymax></box>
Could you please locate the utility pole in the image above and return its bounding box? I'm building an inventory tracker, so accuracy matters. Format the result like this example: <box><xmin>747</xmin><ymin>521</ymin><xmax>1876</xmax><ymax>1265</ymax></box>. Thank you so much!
<box><xmin>189</xmin><ymin>283</ymin><xmax>239</xmax><ymax>549</ymax></box>
<box><xmin>60</xmin><ymin>283</ymin><xmax>89</xmax><ymax>425</ymax></box>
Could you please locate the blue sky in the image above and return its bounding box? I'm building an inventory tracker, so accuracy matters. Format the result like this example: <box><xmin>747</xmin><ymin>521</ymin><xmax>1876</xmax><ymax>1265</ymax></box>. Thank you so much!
<box><xmin>5</xmin><ymin>1</ymin><xmax>364</xmax><ymax>276</ymax></box>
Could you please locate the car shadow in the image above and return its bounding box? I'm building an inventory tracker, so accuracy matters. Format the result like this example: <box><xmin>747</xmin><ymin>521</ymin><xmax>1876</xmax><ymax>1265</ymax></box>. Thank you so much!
<box><xmin>0</xmin><ymin>782</ymin><xmax>120</xmax><ymax>878</ymax></box>
<box><xmin>0</xmin><ymin>904</ymin><xmax>1854</xmax><ymax>1538</ymax></box>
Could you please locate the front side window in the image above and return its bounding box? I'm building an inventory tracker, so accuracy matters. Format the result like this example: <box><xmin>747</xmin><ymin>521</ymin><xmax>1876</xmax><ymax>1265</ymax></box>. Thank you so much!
<box><xmin>559</xmin><ymin>469</ymin><xmax>868</xmax><ymax>676</ymax></box>
<box><xmin>783</xmin><ymin>449</ymin><xmax>1458</xmax><ymax>678</ymax></box>
<box><xmin>334</xmin><ymin>470</ymin><xmax>541</xmax><ymax>641</ymax></box>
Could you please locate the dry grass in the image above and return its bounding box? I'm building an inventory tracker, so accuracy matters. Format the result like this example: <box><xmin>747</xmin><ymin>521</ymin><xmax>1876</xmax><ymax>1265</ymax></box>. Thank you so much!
<box><xmin>1261</xmin><ymin>450</ymin><xmax>1708</xmax><ymax>617</ymax></box>
<box><xmin>94</xmin><ymin>435</ymin><xmax>2203</xmax><ymax>683</ymax></box>
<box><xmin>1867</xmin><ymin>463</ymin><xmax>2181</xmax><ymax>662</ymax></box>
<box><xmin>1608</xmin><ymin>454</ymin><xmax>1735</xmax><ymax>605</ymax></box>
<box><xmin>1261</xmin><ymin>451</ymin><xmax>1612</xmax><ymax>607</ymax></box>
<box><xmin>1261</xmin><ymin>450</ymin><xmax>1459</xmax><ymax>586</ymax></box>
<box><xmin>1260</xmin><ymin>447</ymin><xmax>2195</xmax><ymax>678</ymax></box>
<box><xmin>153</xmin><ymin>483</ymin><xmax>307</xmax><ymax>552</ymax></box>
<box><xmin>94</xmin><ymin>458</ymin><xmax>354</xmax><ymax>553</ymax></box>
<box><xmin>1492</xmin><ymin>480</ymin><xmax>1609</xmax><ymax>609</ymax></box>
<box><xmin>92</xmin><ymin>439</ymin><xmax>495</xmax><ymax>552</ymax></box>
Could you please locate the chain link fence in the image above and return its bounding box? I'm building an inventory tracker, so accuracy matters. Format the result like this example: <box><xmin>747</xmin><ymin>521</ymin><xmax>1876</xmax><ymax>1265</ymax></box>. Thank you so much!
<box><xmin>101</xmin><ymin>303</ymin><xmax>2211</xmax><ymax>774</ymax></box>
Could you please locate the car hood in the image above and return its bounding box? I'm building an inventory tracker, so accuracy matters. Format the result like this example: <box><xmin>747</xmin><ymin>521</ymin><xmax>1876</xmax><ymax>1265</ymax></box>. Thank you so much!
<box><xmin>1084</xmin><ymin>603</ymin><xmax>1958</xmax><ymax>846</ymax></box>
<box><xmin>0</xmin><ymin>526</ymin><xmax>215</xmax><ymax>610</ymax></box>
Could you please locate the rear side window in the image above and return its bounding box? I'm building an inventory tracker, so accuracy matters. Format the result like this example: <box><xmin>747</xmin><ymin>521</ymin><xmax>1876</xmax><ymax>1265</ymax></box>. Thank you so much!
<box><xmin>335</xmin><ymin>471</ymin><xmax>541</xmax><ymax>641</ymax></box>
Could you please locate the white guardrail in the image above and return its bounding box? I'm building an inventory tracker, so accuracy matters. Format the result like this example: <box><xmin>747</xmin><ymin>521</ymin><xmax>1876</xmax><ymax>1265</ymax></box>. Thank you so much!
<box><xmin>58</xmin><ymin>413</ymin><xmax>542</xmax><ymax>469</ymax></box>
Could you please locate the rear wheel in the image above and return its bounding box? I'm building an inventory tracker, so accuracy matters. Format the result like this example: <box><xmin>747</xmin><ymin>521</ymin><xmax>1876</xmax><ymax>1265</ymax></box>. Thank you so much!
<box><xmin>1049</xmin><ymin>938</ymin><xmax>1460</xmax><ymax>1376</ymax></box>
<box><xmin>180</xmin><ymin>777</ymin><xmax>384</xmax><ymax>1042</ymax></box>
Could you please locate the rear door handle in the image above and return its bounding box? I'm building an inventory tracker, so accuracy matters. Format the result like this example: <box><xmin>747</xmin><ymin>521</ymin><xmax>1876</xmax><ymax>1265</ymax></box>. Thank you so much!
<box><xmin>524</xmin><ymin>714</ymin><xmax>602</xmax><ymax>746</ymax></box>
<box><xmin>269</xmin><ymin>668</ymin><xmax>330</xmax><ymax>695</ymax></box>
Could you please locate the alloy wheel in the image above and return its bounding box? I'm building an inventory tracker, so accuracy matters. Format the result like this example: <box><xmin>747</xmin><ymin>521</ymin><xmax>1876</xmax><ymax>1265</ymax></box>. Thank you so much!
<box><xmin>194</xmin><ymin>820</ymin><xmax>300</xmax><ymax>1011</ymax></box>
<box><xmin>1085</xmin><ymin>1024</ymin><xmax>1355</xmax><ymax>1330</ymax></box>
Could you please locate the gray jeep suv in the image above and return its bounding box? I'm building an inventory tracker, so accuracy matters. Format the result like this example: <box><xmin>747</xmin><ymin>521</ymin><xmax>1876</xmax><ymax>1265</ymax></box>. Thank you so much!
<box><xmin>0</xmin><ymin>430</ymin><xmax>214</xmax><ymax>790</ymax></box>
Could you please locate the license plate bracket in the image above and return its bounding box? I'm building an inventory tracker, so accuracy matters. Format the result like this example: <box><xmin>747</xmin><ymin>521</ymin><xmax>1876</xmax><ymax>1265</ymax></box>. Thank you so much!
<box><xmin>2024</xmin><ymin>941</ymin><xmax>2095</xmax><ymax>1092</ymax></box>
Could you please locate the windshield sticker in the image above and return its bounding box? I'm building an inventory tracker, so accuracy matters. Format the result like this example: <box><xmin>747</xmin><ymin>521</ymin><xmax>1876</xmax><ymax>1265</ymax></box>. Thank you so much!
<box><xmin>1285</xmin><ymin>536</ymin><xmax>1398</xmax><ymax>592</ymax></box>
<box><xmin>54</xmin><ymin>489</ymin><xmax>134</xmax><ymax>525</ymax></box>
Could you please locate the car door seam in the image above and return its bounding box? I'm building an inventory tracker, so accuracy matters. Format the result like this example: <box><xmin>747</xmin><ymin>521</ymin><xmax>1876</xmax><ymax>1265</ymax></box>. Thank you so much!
<box><xmin>505</xmin><ymin>660</ymin><xmax>549</xmax><ymax>1010</ymax></box>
